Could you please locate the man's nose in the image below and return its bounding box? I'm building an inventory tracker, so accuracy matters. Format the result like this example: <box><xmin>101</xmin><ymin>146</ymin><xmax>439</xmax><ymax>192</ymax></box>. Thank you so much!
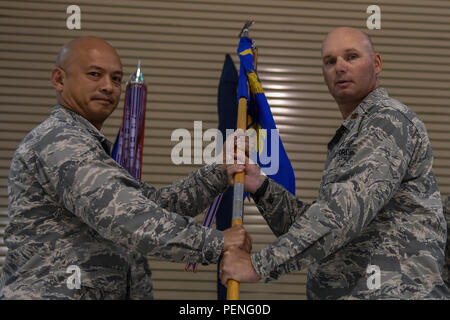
<box><xmin>335</xmin><ymin>56</ymin><xmax>347</xmax><ymax>73</ymax></box>
<box><xmin>100</xmin><ymin>76</ymin><xmax>113</xmax><ymax>93</ymax></box>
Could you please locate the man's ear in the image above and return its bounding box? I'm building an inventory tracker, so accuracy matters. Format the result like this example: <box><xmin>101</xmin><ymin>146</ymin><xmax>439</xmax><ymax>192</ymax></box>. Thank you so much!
<box><xmin>373</xmin><ymin>53</ymin><xmax>382</xmax><ymax>75</ymax></box>
<box><xmin>51</xmin><ymin>66</ymin><xmax>65</xmax><ymax>92</ymax></box>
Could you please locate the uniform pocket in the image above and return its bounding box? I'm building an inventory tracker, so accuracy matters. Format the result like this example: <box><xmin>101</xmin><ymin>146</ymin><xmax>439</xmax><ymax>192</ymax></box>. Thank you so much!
<box><xmin>73</xmin><ymin>267</ymin><xmax>128</xmax><ymax>300</ymax></box>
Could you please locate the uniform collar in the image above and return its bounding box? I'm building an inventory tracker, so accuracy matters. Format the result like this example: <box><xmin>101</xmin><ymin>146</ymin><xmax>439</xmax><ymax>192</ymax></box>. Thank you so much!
<box><xmin>327</xmin><ymin>87</ymin><xmax>388</xmax><ymax>151</ymax></box>
<box><xmin>50</xmin><ymin>105</ymin><xmax>113</xmax><ymax>154</ymax></box>
<box><xmin>341</xmin><ymin>87</ymin><xmax>388</xmax><ymax>130</ymax></box>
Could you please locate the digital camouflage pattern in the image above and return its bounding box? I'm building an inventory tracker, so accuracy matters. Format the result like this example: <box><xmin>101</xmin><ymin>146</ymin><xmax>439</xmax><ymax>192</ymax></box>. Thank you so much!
<box><xmin>0</xmin><ymin>105</ymin><xmax>228</xmax><ymax>299</ymax></box>
<box><xmin>444</xmin><ymin>196</ymin><xmax>450</xmax><ymax>289</ymax></box>
<box><xmin>251</xmin><ymin>88</ymin><xmax>449</xmax><ymax>299</ymax></box>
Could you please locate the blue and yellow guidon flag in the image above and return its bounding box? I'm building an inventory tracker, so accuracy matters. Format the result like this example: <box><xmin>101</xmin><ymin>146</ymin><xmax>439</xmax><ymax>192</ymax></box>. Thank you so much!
<box><xmin>238</xmin><ymin>37</ymin><xmax>295</xmax><ymax>195</ymax></box>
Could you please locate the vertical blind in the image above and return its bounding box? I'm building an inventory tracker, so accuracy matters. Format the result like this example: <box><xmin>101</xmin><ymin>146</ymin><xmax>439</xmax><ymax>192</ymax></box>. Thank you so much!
<box><xmin>0</xmin><ymin>0</ymin><xmax>449</xmax><ymax>299</ymax></box>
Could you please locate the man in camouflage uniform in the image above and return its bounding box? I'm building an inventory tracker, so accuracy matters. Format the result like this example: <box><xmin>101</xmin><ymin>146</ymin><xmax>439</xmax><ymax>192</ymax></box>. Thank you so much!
<box><xmin>220</xmin><ymin>27</ymin><xmax>450</xmax><ymax>299</ymax></box>
<box><xmin>0</xmin><ymin>36</ymin><xmax>250</xmax><ymax>299</ymax></box>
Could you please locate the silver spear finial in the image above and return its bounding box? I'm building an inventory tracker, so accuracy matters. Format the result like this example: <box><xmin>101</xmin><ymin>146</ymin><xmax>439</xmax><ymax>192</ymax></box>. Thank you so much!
<box><xmin>238</xmin><ymin>20</ymin><xmax>255</xmax><ymax>38</ymax></box>
<box><xmin>129</xmin><ymin>60</ymin><xmax>144</xmax><ymax>84</ymax></box>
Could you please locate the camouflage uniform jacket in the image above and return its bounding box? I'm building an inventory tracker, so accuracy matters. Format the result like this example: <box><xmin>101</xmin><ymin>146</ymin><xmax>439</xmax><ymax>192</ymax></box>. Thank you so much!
<box><xmin>0</xmin><ymin>105</ymin><xmax>227</xmax><ymax>299</ymax></box>
<box><xmin>251</xmin><ymin>88</ymin><xmax>449</xmax><ymax>299</ymax></box>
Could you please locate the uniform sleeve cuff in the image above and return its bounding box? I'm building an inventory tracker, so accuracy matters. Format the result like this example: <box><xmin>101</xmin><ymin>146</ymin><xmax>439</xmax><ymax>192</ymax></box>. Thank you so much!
<box><xmin>201</xmin><ymin>227</ymin><xmax>224</xmax><ymax>265</ymax></box>
<box><xmin>200</xmin><ymin>163</ymin><xmax>229</xmax><ymax>194</ymax></box>
<box><xmin>252</xmin><ymin>179</ymin><xmax>279</xmax><ymax>213</ymax></box>
<box><xmin>251</xmin><ymin>176</ymin><xmax>269</xmax><ymax>202</ymax></box>
<box><xmin>250</xmin><ymin>251</ymin><xmax>282</xmax><ymax>282</ymax></box>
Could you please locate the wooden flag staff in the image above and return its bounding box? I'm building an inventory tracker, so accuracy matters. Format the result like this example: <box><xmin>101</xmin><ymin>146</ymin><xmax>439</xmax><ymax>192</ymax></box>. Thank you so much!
<box><xmin>226</xmin><ymin>20</ymin><xmax>255</xmax><ymax>301</ymax></box>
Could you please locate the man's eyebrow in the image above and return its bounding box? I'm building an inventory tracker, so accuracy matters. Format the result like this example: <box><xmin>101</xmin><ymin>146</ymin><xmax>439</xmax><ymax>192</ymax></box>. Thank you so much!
<box><xmin>323</xmin><ymin>48</ymin><xmax>361</xmax><ymax>60</ymax></box>
<box><xmin>87</xmin><ymin>65</ymin><xmax>123</xmax><ymax>75</ymax></box>
<box><xmin>87</xmin><ymin>65</ymin><xmax>104</xmax><ymax>71</ymax></box>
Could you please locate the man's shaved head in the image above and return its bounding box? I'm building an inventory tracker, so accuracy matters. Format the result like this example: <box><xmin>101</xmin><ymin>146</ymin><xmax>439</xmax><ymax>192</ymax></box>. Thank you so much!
<box><xmin>322</xmin><ymin>27</ymin><xmax>375</xmax><ymax>57</ymax></box>
<box><xmin>55</xmin><ymin>36</ymin><xmax>121</xmax><ymax>72</ymax></box>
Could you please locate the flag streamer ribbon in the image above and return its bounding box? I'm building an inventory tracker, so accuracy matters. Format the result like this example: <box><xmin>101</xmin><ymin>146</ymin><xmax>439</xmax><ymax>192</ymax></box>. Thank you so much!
<box><xmin>185</xmin><ymin>193</ymin><xmax>224</xmax><ymax>272</ymax></box>
<box><xmin>112</xmin><ymin>61</ymin><xmax>147</xmax><ymax>181</ymax></box>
